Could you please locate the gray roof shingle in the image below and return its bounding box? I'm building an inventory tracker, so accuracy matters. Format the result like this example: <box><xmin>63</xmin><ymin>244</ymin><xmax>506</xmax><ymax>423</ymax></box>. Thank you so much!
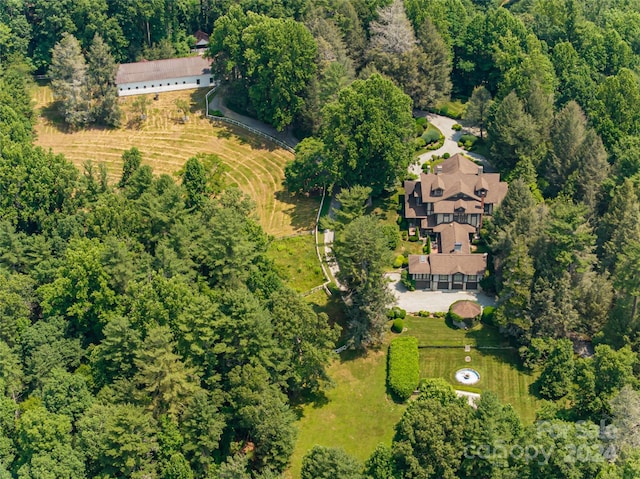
<box><xmin>116</xmin><ymin>56</ymin><xmax>212</xmax><ymax>85</ymax></box>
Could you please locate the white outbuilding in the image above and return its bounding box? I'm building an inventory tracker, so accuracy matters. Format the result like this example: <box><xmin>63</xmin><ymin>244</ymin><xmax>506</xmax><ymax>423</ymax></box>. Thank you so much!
<box><xmin>116</xmin><ymin>56</ymin><xmax>214</xmax><ymax>97</ymax></box>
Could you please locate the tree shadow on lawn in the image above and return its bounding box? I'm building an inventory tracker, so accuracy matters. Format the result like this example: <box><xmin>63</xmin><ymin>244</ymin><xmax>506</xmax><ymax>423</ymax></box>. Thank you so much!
<box><xmin>466</xmin><ymin>322</ymin><xmax>513</xmax><ymax>347</ymax></box>
<box><xmin>39</xmin><ymin>100</ymin><xmax>74</xmax><ymax>133</ymax></box>
<box><xmin>370</xmin><ymin>188</ymin><xmax>401</xmax><ymax>221</ymax></box>
<box><xmin>275</xmin><ymin>190</ymin><xmax>320</xmax><ymax>232</ymax></box>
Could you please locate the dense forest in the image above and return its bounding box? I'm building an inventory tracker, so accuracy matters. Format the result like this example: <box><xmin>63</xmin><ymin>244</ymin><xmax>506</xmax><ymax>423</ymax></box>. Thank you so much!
<box><xmin>3</xmin><ymin>0</ymin><xmax>640</xmax><ymax>477</ymax></box>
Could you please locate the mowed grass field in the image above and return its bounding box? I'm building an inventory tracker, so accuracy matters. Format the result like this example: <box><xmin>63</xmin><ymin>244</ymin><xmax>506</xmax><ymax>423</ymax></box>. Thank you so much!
<box><xmin>32</xmin><ymin>85</ymin><xmax>318</xmax><ymax>237</ymax></box>
<box><xmin>288</xmin><ymin>346</ymin><xmax>406</xmax><ymax>479</ymax></box>
<box><xmin>404</xmin><ymin>316</ymin><xmax>540</xmax><ymax>423</ymax></box>
<box><xmin>288</xmin><ymin>315</ymin><xmax>539</xmax><ymax>477</ymax></box>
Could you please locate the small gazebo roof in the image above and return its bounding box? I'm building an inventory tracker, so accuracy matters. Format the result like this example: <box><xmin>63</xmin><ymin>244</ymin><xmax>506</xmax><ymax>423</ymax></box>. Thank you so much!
<box><xmin>451</xmin><ymin>300</ymin><xmax>481</xmax><ymax>319</ymax></box>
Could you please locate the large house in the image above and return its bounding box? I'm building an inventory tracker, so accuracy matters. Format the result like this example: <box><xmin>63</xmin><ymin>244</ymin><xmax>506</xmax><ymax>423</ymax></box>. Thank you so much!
<box><xmin>403</xmin><ymin>154</ymin><xmax>508</xmax><ymax>290</ymax></box>
<box><xmin>116</xmin><ymin>56</ymin><xmax>213</xmax><ymax>96</ymax></box>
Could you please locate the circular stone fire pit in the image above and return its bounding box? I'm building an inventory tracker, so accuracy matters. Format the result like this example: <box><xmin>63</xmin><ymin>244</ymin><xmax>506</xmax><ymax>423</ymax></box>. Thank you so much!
<box><xmin>455</xmin><ymin>368</ymin><xmax>480</xmax><ymax>385</ymax></box>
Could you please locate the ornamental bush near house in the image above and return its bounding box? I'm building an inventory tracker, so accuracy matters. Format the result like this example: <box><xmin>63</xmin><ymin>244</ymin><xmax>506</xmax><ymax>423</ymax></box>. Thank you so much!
<box><xmin>387</xmin><ymin>306</ymin><xmax>407</xmax><ymax>319</ymax></box>
<box><xmin>391</xmin><ymin>319</ymin><xmax>404</xmax><ymax>333</ymax></box>
<box><xmin>422</xmin><ymin>128</ymin><xmax>441</xmax><ymax>145</ymax></box>
<box><xmin>393</xmin><ymin>255</ymin><xmax>405</xmax><ymax>268</ymax></box>
<box><xmin>388</xmin><ymin>336</ymin><xmax>420</xmax><ymax>401</ymax></box>
<box><xmin>443</xmin><ymin>152</ymin><xmax>450</xmax><ymax>159</ymax></box>
<box><xmin>459</xmin><ymin>134</ymin><xmax>478</xmax><ymax>149</ymax></box>
<box><xmin>401</xmin><ymin>269</ymin><xmax>415</xmax><ymax>290</ymax></box>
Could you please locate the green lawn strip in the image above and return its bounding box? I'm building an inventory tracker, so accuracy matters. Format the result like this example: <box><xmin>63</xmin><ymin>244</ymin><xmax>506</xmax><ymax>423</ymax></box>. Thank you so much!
<box><xmin>287</xmin><ymin>348</ymin><xmax>406</xmax><ymax>479</ymax></box>
<box><xmin>403</xmin><ymin>316</ymin><xmax>510</xmax><ymax>347</ymax></box>
<box><xmin>434</xmin><ymin>99</ymin><xmax>467</xmax><ymax>119</ymax></box>
<box><xmin>266</xmin><ymin>235</ymin><xmax>325</xmax><ymax>293</ymax></box>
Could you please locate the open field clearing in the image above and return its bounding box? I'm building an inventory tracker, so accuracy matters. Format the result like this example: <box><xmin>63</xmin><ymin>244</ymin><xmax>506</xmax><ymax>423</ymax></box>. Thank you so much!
<box><xmin>32</xmin><ymin>85</ymin><xmax>317</xmax><ymax>237</ymax></box>
<box><xmin>267</xmin><ymin>234</ymin><xmax>325</xmax><ymax>293</ymax></box>
<box><xmin>288</xmin><ymin>346</ymin><xmax>406</xmax><ymax>479</ymax></box>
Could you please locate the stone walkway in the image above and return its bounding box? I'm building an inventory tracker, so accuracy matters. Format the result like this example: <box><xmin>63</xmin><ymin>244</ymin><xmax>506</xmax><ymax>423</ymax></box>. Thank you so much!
<box><xmin>456</xmin><ymin>390</ymin><xmax>481</xmax><ymax>408</ymax></box>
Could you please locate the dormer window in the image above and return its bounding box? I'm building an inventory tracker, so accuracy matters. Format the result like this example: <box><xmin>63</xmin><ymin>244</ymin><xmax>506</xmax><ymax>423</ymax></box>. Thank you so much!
<box><xmin>477</xmin><ymin>187</ymin><xmax>488</xmax><ymax>196</ymax></box>
<box><xmin>432</xmin><ymin>188</ymin><xmax>443</xmax><ymax>197</ymax></box>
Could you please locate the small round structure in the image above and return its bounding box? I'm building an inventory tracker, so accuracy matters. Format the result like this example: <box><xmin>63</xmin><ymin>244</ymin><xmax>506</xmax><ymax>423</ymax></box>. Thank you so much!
<box><xmin>450</xmin><ymin>301</ymin><xmax>482</xmax><ymax>320</ymax></box>
<box><xmin>464</xmin><ymin>356</ymin><xmax>471</xmax><ymax>362</ymax></box>
<box><xmin>455</xmin><ymin>368</ymin><xmax>480</xmax><ymax>385</ymax></box>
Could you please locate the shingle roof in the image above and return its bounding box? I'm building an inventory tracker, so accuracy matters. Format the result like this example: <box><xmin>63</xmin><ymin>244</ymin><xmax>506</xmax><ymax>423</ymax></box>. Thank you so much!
<box><xmin>415</xmin><ymin>154</ymin><xmax>507</xmax><ymax>208</ymax></box>
<box><xmin>194</xmin><ymin>30</ymin><xmax>210</xmax><ymax>45</ymax></box>
<box><xmin>116</xmin><ymin>56</ymin><xmax>212</xmax><ymax>84</ymax></box>
<box><xmin>451</xmin><ymin>300</ymin><xmax>482</xmax><ymax>318</ymax></box>
<box><xmin>408</xmin><ymin>253</ymin><xmax>487</xmax><ymax>275</ymax></box>
<box><xmin>433</xmin><ymin>222</ymin><xmax>476</xmax><ymax>254</ymax></box>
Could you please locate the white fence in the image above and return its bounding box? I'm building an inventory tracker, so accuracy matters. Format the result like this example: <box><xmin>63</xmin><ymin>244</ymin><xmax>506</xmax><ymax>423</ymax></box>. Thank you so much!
<box><xmin>204</xmin><ymin>87</ymin><xmax>295</xmax><ymax>153</ymax></box>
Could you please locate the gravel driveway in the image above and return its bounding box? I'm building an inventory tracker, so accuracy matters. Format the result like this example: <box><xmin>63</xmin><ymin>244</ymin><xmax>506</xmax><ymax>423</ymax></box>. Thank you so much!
<box><xmin>386</xmin><ymin>273</ymin><xmax>496</xmax><ymax>313</ymax></box>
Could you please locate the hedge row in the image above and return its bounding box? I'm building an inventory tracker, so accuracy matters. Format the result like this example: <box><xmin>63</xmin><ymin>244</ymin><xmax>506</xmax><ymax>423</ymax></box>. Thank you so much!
<box><xmin>388</xmin><ymin>336</ymin><xmax>420</xmax><ymax>401</ymax></box>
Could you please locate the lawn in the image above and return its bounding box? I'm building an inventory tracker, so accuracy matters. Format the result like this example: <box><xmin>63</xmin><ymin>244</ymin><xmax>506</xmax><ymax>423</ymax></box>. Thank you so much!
<box><xmin>435</xmin><ymin>99</ymin><xmax>467</xmax><ymax>119</ymax></box>
<box><xmin>32</xmin><ymin>85</ymin><xmax>317</xmax><ymax>237</ymax></box>
<box><xmin>403</xmin><ymin>315</ymin><xmax>540</xmax><ymax>423</ymax></box>
<box><xmin>267</xmin><ymin>234</ymin><xmax>325</xmax><ymax>293</ymax></box>
<box><xmin>287</xmin><ymin>347</ymin><xmax>406</xmax><ymax>479</ymax></box>
<box><xmin>288</xmin><ymin>315</ymin><xmax>539</xmax><ymax>477</ymax></box>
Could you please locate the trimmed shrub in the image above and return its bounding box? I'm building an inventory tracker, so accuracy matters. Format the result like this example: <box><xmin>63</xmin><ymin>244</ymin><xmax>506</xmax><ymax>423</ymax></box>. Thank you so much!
<box><xmin>452</xmin><ymin>123</ymin><xmax>462</xmax><ymax>131</ymax></box>
<box><xmin>391</xmin><ymin>318</ymin><xmax>404</xmax><ymax>333</ymax></box>
<box><xmin>423</xmin><ymin>236</ymin><xmax>432</xmax><ymax>254</ymax></box>
<box><xmin>414</xmin><ymin>137</ymin><xmax>426</xmax><ymax>150</ymax></box>
<box><xmin>418</xmin><ymin>310</ymin><xmax>430</xmax><ymax>317</ymax></box>
<box><xmin>421</xmin><ymin>162</ymin><xmax>430</xmax><ymax>173</ymax></box>
<box><xmin>415</xmin><ymin>123</ymin><xmax>425</xmax><ymax>136</ymax></box>
<box><xmin>401</xmin><ymin>230</ymin><xmax>408</xmax><ymax>241</ymax></box>
<box><xmin>422</xmin><ymin>128</ymin><xmax>441</xmax><ymax>145</ymax></box>
<box><xmin>408</xmin><ymin>233</ymin><xmax>420</xmax><ymax>242</ymax></box>
<box><xmin>443</xmin><ymin>152</ymin><xmax>450</xmax><ymax>159</ymax></box>
<box><xmin>433</xmin><ymin>311</ymin><xmax>446</xmax><ymax>319</ymax></box>
<box><xmin>388</xmin><ymin>336</ymin><xmax>420</xmax><ymax>401</ymax></box>
<box><xmin>459</xmin><ymin>134</ymin><xmax>478</xmax><ymax>150</ymax></box>
<box><xmin>387</xmin><ymin>306</ymin><xmax>407</xmax><ymax>319</ymax></box>
<box><xmin>393</xmin><ymin>255</ymin><xmax>405</xmax><ymax>268</ymax></box>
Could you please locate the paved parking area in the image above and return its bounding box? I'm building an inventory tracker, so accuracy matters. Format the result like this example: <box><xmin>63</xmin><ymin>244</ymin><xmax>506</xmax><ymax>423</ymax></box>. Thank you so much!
<box><xmin>386</xmin><ymin>273</ymin><xmax>496</xmax><ymax>313</ymax></box>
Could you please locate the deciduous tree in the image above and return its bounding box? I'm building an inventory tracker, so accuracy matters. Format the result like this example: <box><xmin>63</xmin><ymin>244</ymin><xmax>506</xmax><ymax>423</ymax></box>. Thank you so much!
<box><xmin>321</xmin><ymin>74</ymin><xmax>414</xmax><ymax>196</ymax></box>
